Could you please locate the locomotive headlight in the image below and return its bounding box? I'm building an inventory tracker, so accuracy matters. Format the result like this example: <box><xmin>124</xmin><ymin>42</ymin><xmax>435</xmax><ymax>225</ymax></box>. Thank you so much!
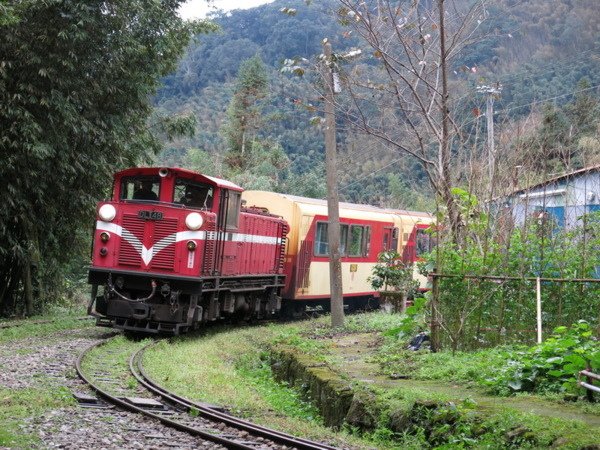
<box><xmin>100</xmin><ymin>232</ymin><xmax>110</xmax><ymax>242</ymax></box>
<box><xmin>187</xmin><ymin>240</ymin><xmax>197</xmax><ymax>251</ymax></box>
<box><xmin>185</xmin><ymin>212</ymin><xmax>203</xmax><ymax>230</ymax></box>
<box><xmin>98</xmin><ymin>204</ymin><xmax>116</xmax><ymax>222</ymax></box>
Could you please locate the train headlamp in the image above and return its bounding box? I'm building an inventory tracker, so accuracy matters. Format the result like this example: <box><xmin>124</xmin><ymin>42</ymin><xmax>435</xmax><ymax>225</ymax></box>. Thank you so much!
<box><xmin>98</xmin><ymin>204</ymin><xmax>116</xmax><ymax>222</ymax></box>
<box><xmin>187</xmin><ymin>240</ymin><xmax>197</xmax><ymax>251</ymax></box>
<box><xmin>185</xmin><ymin>212</ymin><xmax>203</xmax><ymax>230</ymax></box>
<box><xmin>100</xmin><ymin>232</ymin><xmax>110</xmax><ymax>242</ymax></box>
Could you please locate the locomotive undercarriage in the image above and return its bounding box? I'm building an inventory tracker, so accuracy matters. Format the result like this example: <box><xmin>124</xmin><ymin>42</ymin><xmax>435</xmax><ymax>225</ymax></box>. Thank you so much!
<box><xmin>88</xmin><ymin>269</ymin><xmax>284</xmax><ymax>335</ymax></box>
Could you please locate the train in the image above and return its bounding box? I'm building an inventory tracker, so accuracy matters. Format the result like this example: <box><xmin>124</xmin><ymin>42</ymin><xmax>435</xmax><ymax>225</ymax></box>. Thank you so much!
<box><xmin>87</xmin><ymin>167</ymin><xmax>433</xmax><ymax>334</ymax></box>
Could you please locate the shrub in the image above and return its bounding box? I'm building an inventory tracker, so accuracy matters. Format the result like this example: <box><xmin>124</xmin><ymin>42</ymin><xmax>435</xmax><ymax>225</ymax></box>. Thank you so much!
<box><xmin>484</xmin><ymin>321</ymin><xmax>600</xmax><ymax>396</ymax></box>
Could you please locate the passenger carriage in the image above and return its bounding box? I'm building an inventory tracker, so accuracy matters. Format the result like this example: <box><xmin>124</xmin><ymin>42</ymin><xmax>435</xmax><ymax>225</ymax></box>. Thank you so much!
<box><xmin>241</xmin><ymin>191</ymin><xmax>433</xmax><ymax>314</ymax></box>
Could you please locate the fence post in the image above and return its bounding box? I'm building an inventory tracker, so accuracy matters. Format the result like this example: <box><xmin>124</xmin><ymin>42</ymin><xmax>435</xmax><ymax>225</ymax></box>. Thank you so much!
<box><xmin>536</xmin><ymin>276</ymin><xmax>542</xmax><ymax>344</ymax></box>
<box><xmin>431</xmin><ymin>271</ymin><xmax>440</xmax><ymax>352</ymax></box>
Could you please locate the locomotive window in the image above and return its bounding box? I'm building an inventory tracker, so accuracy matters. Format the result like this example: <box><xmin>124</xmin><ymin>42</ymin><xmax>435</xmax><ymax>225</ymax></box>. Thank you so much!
<box><xmin>120</xmin><ymin>176</ymin><xmax>160</xmax><ymax>202</ymax></box>
<box><xmin>314</xmin><ymin>222</ymin><xmax>329</xmax><ymax>256</ymax></box>
<box><xmin>174</xmin><ymin>178</ymin><xmax>213</xmax><ymax>209</ymax></box>
<box><xmin>226</xmin><ymin>191</ymin><xmax>241</xmax><ymax>229</ymax></box>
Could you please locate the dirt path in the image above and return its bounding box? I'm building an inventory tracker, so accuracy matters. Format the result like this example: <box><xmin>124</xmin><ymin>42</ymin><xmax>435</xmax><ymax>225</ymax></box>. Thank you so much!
<box><xmin>330</xmin><ymin>332</ymin><xmax>600</xmax><ymax>427</ymax></box>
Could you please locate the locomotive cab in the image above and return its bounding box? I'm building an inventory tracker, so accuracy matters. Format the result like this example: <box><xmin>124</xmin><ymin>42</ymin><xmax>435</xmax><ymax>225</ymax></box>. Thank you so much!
<box><xmin>88</xmin><ymin>167</ymin><xmax>287</xmax><ymax>334</ymax></box>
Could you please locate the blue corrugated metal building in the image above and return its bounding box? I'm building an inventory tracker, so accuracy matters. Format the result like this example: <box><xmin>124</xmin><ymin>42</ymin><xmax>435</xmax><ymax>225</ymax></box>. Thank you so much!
<box><xmin>503</xmin><ymin>165</ymin><xmax>600</xmax><ymax>229</ymax></box>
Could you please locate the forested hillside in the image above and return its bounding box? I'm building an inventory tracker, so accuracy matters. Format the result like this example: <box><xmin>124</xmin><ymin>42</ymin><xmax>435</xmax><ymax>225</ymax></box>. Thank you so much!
<box><xmin>155</xmin><ymin>0</ymin><xmax>599</xmax><ymax>206</ymax></box>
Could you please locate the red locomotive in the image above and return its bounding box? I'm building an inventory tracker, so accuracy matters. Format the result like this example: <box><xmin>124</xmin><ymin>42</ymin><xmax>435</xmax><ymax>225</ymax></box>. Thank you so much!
<box><xmin>88</xmin><ymin>167</ymin><xmax>433</xmax><ymax>334</ymax></box>
<box><xmin>87</xmin><ymin>167</ymin><xmax>288</xmax><ymax>334</ymax></box>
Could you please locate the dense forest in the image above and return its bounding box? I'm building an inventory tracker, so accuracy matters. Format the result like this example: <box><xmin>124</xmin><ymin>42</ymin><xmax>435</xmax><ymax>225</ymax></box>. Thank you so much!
<box><xmin>155</xmin><ymin>0</ymin><xmax>600</xmax><ymax>205</ymax></box>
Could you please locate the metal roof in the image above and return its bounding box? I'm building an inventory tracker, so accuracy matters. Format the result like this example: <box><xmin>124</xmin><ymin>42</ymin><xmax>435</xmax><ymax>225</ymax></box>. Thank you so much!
<box><xmin>508</xmin><ymin>164</ymin><xmax>600</xmax><ymax>196</ymax></box>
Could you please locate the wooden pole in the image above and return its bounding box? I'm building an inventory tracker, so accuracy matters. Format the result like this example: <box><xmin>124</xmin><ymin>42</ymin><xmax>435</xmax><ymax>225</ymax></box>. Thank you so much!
<box><xmin>536</xmin><ymin>276</ymin><xmax>542</xmax><ymax>343</ymax></box>
<box><xmin>431</xmin><ymin>271</ymin><xmax>440</xmax><ymax>352</ymax></box>
<box><xmin>322</xmin><ymin>41</ymin><xmax>344</xmax><ymax>328</ymax></box>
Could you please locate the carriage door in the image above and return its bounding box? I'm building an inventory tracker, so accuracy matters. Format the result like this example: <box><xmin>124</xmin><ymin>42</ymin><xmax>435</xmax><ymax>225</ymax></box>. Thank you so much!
<box><xmin>216</xmin><ymin>190</ymin><xmax>242</xmax><ymax>275</ymax></box>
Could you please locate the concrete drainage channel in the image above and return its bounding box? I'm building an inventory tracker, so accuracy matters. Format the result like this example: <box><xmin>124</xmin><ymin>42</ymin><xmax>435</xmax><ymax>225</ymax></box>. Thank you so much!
<box><xmin>76</xmin><ymin>338</ymin><xmax>339</xmax><ymax>450</ymax></box>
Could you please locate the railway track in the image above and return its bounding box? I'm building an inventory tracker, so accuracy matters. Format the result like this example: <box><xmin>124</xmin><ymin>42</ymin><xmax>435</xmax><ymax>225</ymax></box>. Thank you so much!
<box><xmin>76</xmin><ymin>337</ymin><xmax>338</xmax><ymax>450</ymax></box>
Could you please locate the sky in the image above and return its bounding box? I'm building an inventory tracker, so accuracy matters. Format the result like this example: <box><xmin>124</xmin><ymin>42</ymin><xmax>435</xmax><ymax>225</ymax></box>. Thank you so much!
<box><xmin>179</xmin><ymin>0</ymin><xmax>276</xmax><ymax>20</ymax></box>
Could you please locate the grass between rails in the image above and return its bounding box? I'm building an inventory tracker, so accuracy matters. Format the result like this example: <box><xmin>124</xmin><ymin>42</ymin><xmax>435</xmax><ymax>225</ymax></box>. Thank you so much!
<box><xmin>80</xmin><ymin>335</ymin><xmax>152</xmax><ymax>397</ymax></box>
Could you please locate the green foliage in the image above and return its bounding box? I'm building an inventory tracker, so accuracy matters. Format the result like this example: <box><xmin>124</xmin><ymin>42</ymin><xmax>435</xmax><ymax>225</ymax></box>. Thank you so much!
<box><xmin>221</xmin><ymin>55</ymin><xmax>269</xmax><ymax>166</ymax></box>
<box><xmin>425</xmin><ymin>191</ymin><xmax>600</xmax><ymax>350</ymax></box>
<box><xmin>0</xmin><ymin>0</ymin><xmax>212</xmax><ymax>316</ymax></box>
<box><xmin>235</xmin><ymin>351</ymin><xmax>320</xmax><ymax>422</ymax></box>
<box><xmin>484</xmin><ymin>322</ymin><xmax>600</xmax><ymax>396</ymax></box>
<box><xmin>368</xmin><ymin>251</ymin><xmax>418</xmax><ymax>295</ymax></box>
<box><xmin>382</xmin><ymin>296</ymin><xmax>430</xmax><ymax>340</ymax></box>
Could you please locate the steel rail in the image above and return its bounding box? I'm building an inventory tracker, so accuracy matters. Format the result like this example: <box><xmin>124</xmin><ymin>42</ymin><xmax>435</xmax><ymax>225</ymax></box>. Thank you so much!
<box><xmin>132</xmin><ymin>342</ymin><xmax>339</xmax><ymax>450</ymax></box>
<box><xmin>76</xmin><ymin>340</ymin><xmax>255</xmax><ymax>450</ymax></box>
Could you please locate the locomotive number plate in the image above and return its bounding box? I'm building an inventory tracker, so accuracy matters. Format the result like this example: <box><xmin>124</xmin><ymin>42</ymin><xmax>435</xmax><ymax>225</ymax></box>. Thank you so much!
<box><xmin>138</xmin><ymin>210</ymin><xmax>163</xmax><ymax>220</ymax></box>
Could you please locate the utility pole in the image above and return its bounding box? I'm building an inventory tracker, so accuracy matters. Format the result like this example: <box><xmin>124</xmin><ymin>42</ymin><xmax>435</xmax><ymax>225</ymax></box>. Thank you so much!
<box><xmin>476</xmin><ymin>83</ymin><xmax>502</xmax><ymax>191</ymax></box>
<box><xmin>322</xmin><ymin>40</ymin><xmax>344</xmax><ymax>328</ymax></box>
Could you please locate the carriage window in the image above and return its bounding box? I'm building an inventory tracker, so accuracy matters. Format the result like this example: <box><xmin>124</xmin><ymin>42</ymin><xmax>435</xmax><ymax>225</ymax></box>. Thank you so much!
<box><xmin>349</xmin><ymin>225</ymin><xmax>364</xmax><ymax>257</ymax></box>
<box><xmin>226</xmin><ymin>191</ymin><xmax>241</xmax><ymax>228</ymax></box>
<box><xmin>174</xmin><ymin>178</ymin><xmax>213</xmax><ymax>209</ymax></box>
<box><xmin>340</xmin><ymin>224</ymin><xmax>349</xmax><ymax>255</ymax></box>
<box><xmin>314</xmin><ymin>222</ymin><xmax>329</xmax><ymax>256</ymax></box>
<box><xmin>416</xmin><ymin>229</ymin><xmax>431</xmax><ymax>256</ymax></box>
<box><xmin>120</xmin><ymin>176</ymin><xmax>160</xmax><ymax>202</ymax></box>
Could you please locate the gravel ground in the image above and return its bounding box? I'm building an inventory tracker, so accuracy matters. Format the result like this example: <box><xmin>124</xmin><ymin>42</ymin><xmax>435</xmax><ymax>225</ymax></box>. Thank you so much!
<box><xmin>0</xmin><ymin>326</ymin><xmax>227</xmax><ymax>449</ymax></box>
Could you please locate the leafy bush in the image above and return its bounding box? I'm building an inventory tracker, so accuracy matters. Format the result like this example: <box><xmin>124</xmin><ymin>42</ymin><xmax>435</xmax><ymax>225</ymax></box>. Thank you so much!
<box><xmin>368</xmin><ymin>251</ymin><xmax>419</xmax><ymax>296</ymax></box>
<box><xmin>484</xmin><ymin>321</ymin><xmax>600</xmax><ymax>396</ymax></box>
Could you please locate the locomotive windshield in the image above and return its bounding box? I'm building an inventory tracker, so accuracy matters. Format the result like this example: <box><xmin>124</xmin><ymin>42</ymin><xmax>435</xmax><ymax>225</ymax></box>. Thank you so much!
<box><xmin>174</xmin><ymin>178</ymin><xmax>214</xmax><ymax>209</ymax></box>
<box><xmin>120</xmin><ymin>176</ymin><xmax>160</xmax><ymax>202</ymax></box>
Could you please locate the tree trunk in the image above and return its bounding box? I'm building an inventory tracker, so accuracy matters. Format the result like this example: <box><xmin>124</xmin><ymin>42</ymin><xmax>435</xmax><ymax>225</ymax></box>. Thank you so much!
<box><xmin>438</xmin><ymin>0</ymin><xmax>462</xmax><ymax>245</ymax></box>
<box><xmin>323</xmin><ymin>41</ymin><xmax>344</xmax><ymax>328</ymax></box>
<box><xmin>23</xmin><ymin>262</ymin><xmax>34</xmax><ymax>316</ymax></box>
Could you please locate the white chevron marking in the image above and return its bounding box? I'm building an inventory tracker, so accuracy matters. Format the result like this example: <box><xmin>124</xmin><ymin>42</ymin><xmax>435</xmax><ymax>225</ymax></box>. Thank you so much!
<box><xmin>96</xmin><ymin>220</ymin><xmax>282</xmax><ymax>267</ymax></box>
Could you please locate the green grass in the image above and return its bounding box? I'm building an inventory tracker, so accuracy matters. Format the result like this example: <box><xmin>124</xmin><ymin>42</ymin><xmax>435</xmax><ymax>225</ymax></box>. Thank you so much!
<box><xmin>0</xmin><ymin>309</ymin><xmax>93</xmax><ymax>344</ymax></box>
<box><xmin>0</xmin><ymin>386</ymin><xmax>76</xmax><ymax>447</ymax></box>
<box><xmin>142</xmin><ymin>323</ymin><xmax>375</xmax><ymax>448</ymax></box>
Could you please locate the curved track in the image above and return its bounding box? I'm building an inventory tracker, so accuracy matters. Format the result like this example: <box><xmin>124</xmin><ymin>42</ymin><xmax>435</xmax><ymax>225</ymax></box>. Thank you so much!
<box><xmin>76</xmin><ymin>338</ymin><xmax>338</xmax><ymax>450</ymax></box>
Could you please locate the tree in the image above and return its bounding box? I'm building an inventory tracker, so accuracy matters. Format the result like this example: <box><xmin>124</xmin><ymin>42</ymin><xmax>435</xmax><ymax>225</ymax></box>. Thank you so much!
<box><xmin>221</xmin><ymin>55</ymin><xmax>269</xmax><ymax>168</ymax></box>
<box><xmin>0</xmin><ymin>0</ymin><xmax>214</xmax><ymax>316</ymax></box>
<box><xmin>334</xmin><ymin>0</ymin><xmax>487</xmax><ymax>244</ymax></box>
